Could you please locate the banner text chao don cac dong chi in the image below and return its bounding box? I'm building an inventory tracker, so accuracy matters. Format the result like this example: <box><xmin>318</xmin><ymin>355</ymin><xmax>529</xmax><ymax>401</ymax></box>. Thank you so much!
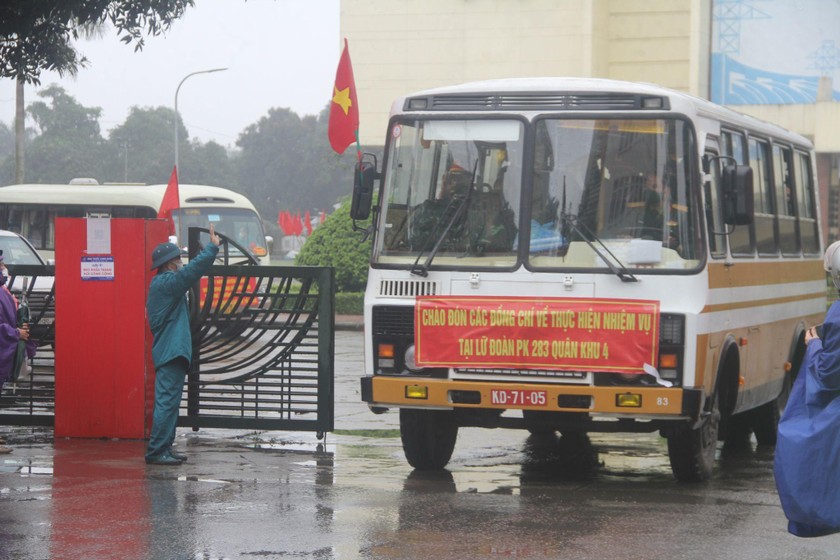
<box><xmin>414</xmin><ymin>297</ymin><xmax>660</xmax><ymax>373</ymax></box>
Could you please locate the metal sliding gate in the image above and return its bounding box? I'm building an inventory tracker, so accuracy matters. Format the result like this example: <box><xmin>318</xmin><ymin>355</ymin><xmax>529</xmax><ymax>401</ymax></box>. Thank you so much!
<box><xmin>0</xmin><ymin>264</ymin><xmax>56</xmax><ymax>426</ymax></box>
<box><xmin>182</xmin><ymin>263</ymin><xmax>334</xmax><ymax>436</ymax></box>
<box><xmin>0</xmin><ymin>259</ymin><xmax>335</xmax><ymax>437</ymax></box>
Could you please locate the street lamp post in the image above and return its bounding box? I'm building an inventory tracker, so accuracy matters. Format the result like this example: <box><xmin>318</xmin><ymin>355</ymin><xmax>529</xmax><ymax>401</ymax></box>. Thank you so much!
<box><xmin>174</xmin><ymin>67</ymin><xmax>228</xmax><ymax>173</ymax></box>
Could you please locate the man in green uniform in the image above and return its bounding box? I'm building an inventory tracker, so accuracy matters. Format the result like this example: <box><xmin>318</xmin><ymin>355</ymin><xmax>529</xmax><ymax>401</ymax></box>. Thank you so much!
<box><xmin>145</xmin><ymin>224</ymin><xmax>219</xmax><ymax>465</ymax></box>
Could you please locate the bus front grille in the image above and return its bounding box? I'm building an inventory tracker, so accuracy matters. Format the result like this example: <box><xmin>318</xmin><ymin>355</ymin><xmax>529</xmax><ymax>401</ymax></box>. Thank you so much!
<box><xmin>455</xmin><ymin>368</ymin><xmax>589</xmax><ymax>382</ymax></box>
<box><xmin>378</xmin><ymin>279</ymin><xmax>438</xmax><ymax>298</ymax></box>
<box><xmin>372</xmin><ymin>305</ymin><xmax>414</xmax><ymax>336</ymax></box>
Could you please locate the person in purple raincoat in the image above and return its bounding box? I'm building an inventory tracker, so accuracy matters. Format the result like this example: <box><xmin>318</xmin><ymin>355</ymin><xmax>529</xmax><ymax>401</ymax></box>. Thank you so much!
<box><xmin>0</xmin><ymin>250</ymin><xmax>36</xmax><ymax>454</ymax></box>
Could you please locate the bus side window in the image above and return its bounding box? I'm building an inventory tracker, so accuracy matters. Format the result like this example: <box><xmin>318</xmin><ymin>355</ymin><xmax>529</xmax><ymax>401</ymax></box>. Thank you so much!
<box><xmin>23</xmin><ymin>208</ymin><xmax>48</xmax><ymax>249</ymax></box>
<box><xmin>749</xmin><ymin>137</ymin><xmax>777</xmax><ymax>256</ymax></box>
<box><xmin>794</xmin><ymin>151</ymin><xmax>820</xmax><ymax>254</ymax></box>
<box><xmin>773</xmin><ymin>145</ymin><xmax>798</xmax><ymax>255</ymax></box>
<box><xmin>6</xmin><ymin>205</ymin><xmax>23</xmax><ymax>233</ymax></box>
<box><xmin>704</xmin><ymin>148</ymin><xmax>726</xmax><ymax>258</ymax></box>
<box><xmin>724</xmin><ymin>130</ymin><xmax>754</xmax><ymax>256</ymax></box>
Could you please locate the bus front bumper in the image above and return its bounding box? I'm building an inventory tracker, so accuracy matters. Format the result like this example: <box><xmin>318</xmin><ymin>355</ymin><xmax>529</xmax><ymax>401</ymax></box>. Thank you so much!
<box><xmin>361</xmin><ymin>376</ymin><xmax>702</xmax><ymax>419</ymax></box>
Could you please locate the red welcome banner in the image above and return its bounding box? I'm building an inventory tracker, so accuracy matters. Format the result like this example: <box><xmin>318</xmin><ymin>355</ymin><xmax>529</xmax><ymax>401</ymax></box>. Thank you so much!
<box><xmin>415</xmin><ymin>297</ymin><xmax>660</xmax><ymax>372</ymax></box>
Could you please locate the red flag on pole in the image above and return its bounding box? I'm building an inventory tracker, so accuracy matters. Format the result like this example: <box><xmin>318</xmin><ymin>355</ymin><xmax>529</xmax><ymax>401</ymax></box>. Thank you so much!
<box><xmin>295</xmin><ymin>212</ymin><xmax>303</xmax><ymax>236</ymax></box>
<box><xmin>304</xmin><ymin>210</ymin><xmax>312</xmax><ymax>236</ymax></box>
<box><xmin>328</xmin><ymin>38</ymin><xmax>360</xmax><ymax>155</ymax></box>
<box><xmin>157</xmin><ymin>166</ymin><xmax>180</xmax><ymax>236</ymax></box>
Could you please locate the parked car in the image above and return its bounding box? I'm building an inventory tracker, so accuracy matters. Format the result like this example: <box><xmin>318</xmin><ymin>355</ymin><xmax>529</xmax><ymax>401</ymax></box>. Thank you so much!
<box><xmin>0</xmin><ymin>229</ymin><xmax>53</xmax><ymax>291</ymax></box>
<box><xmin>0</xmin><ymin>229</ymin><xmax>48</xmax><ymax>264</ymax></box>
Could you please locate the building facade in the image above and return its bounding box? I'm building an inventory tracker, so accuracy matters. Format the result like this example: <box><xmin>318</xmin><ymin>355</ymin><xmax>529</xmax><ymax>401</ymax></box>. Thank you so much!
<box><xmin>341</xmin><ymin>0</ymin><xmax>840</xmax><ymax>244</ymax></box>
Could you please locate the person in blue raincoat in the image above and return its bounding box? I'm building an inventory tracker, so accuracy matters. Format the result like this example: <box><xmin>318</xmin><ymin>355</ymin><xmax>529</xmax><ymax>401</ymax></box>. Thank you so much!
<box><xmin>775</xmin><ymin>240</ymin><xmax>840</xmax><ymax>537</ymax></box>
<box><xmin>145</xmin><ymin>224</ymin><xmax>220</xmax><ymax>465</ymax></box>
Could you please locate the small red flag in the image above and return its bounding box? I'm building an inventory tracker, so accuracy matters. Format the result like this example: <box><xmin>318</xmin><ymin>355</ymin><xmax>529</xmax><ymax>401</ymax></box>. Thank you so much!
<box><xmin>304</xmin><ymin>210</ymin><xmax>312</xmax><ymax>236</ymax></box>
<box><xmin>328</xmin><ymin>38</ymin><xmax>360</xmax><ymax>154</ymax></box>
<box><xmin>158</xmin><ymin>166</ymin><xmax>180</xmax><ymax>236</ymax></box>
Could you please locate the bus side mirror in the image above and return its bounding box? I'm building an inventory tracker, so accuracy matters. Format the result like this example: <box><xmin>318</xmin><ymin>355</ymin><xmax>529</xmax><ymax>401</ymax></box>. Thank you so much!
<box><xmin>722</xmin><ymin>164</ymin><xmax>754</xmax><ymax>226</ymax></box>
<box><xmin>350</xmin><ymin>161</ymin><xmax>377</xmax><ymax>220</ymax></box>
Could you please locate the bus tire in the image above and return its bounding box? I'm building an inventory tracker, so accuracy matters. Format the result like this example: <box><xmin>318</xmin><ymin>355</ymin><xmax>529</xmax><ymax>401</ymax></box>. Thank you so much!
<box><xmin>751</xmin><ymin>334</ymin><xmax>803</xmax><ymax>446</ymax></box>
<box><xmin>523</xmin><ymin>410</ymin><xmax>556</xmax><ymax>436</ymax></box>
<box><xmin>750</xmin><ymin>368</ymin><xmax>796</xmax><ymax>446</ymax></box>
<box><xmin>749</xmin><ymin>399</ymin><xmax>780</xmax><ymax>446</ymax></box>
<box><xmin>667</xmin><ymin>388</ymin><xmax>720</xmax><ymax>482</ymax></box>
<box><xmin>399</xmin><ymin>409</ymin><xmax>458</xmax><ymax>470</ymax></box>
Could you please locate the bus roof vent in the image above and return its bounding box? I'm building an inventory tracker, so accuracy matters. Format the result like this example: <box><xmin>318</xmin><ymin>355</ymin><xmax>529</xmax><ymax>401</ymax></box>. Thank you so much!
<box><xmin>409</xmin><ymin>93</ymin><xmax>668</xmax><ymax>112</ymax></box>
<box><xmin>429</xmin><ymin>95</ymin><xmax>495</xmax><ymax>110</ymax></box>
<box><xmin>184</xmin><ymin>196</ymin><xmax>235</xmax><ymax>204</ymax></box>
<box><xmin>69</xmin><ymin>178</ymin><xmax>100</xmax><ymax>185</ymax></box>
<box><xmin>497</xmin><ymin>94</ymin><xmax>569</xmax><ymax>108</ymax></box>
<box><xmin>567</xmin><ymin>93</ymin><xmax>641</xmax><ymax>109</ymax></box>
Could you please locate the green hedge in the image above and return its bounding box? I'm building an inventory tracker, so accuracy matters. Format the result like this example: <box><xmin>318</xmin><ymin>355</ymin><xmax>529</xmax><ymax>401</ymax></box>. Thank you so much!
<box><xmin>296</xmin><ymin>198</ymin><xmax>372</xmax><ymax>292</ymax></box>
<box><xmin>335</xmin><ymin>292</ymin><xmax>364</xmax><ymax>315</ymax></box>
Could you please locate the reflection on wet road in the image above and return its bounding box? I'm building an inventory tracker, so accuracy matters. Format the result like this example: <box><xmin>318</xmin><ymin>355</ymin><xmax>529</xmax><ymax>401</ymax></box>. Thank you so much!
<box><xmin>2</xmin><ymin>331</ymin><xmax>839</xmax><ymax>559</ymax></box>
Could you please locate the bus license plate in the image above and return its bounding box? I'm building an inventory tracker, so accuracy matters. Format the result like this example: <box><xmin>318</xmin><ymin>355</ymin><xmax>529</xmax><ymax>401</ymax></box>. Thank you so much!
<box><xmin>490</xmin><ymin>389</ymin><xmax>547</xmax><ymax>407</ymax></box>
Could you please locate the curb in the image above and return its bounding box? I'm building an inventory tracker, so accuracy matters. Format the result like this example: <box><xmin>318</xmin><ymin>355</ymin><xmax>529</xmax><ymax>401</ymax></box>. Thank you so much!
<box><xmin>335</xmin><ymin>315</ymin><xmax>364</xmax><ymax>331</ymax></box>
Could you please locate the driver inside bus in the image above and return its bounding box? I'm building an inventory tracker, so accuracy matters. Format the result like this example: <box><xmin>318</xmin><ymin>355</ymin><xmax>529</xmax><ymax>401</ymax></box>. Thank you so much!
<box><xmin>409</xmin><ymin>164</ymin><xmax>472</xmax><ymax>251</ymax></box>
<box><xmin>409</xmin><ymin>164</ymin><xmax>517</xmax><ymax>254</ymax></box>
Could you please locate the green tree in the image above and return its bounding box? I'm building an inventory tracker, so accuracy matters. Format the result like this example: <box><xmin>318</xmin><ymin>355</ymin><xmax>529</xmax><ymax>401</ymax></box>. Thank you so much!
<box><xmin>0</xmin><ymin>0</ymin><xmax>194</xmax><ymax>83</ymax></box>
<box><xmin>107</xmin><ymin>106</ymin><xmax>182</xmax><ymax>184</ymax></box>
<box><xmin>184</xmin><ymin>140</ymin><xmax>235</xmax><ymax>188</ymax></box>
<box><xmin>295</xmin><ymin>198</ymin><xmax>372</xmax><ymax>292</ymax></box>
<box><xmin>24</xmin><ymin>85</ymin><xmax>112</xmax><ymax>183</ymax></box>
<box><xmin>235</xmin><ymin>106</ymin><xmax>356</xmax><ymax>218</ymax></box>
<box><xmin>0</xmin><ymin>122</ymin><xmax>14</xmax><ymax>185</ymax></box>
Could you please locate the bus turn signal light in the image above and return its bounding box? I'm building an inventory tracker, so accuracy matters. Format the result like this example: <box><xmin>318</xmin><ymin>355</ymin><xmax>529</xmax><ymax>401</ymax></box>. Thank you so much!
<box><xmin>378</xmin><ymin>343</ymin><xmax>395</xmax><ymax>359</ymax></box>
<box><xmin>405</xmin><ymin>385</ymin><xmax>428</xmax><ymax>399</ymax></box>
<box><xmin>616</xmin><ymin>393</ymin><xmax>642</xmax><ymax>407</ymax></box>
<box><xmin>659</xmin><ymin>354</ymin><xmax>678</xmax><ymax>368</ymax></box>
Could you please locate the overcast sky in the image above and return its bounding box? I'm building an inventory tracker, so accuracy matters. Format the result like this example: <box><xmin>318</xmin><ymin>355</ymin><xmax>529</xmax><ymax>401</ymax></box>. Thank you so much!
<box><xmin>0</xmin><ymin>0</ymin><xmax>341</xmax><ymax>146</ymax></box>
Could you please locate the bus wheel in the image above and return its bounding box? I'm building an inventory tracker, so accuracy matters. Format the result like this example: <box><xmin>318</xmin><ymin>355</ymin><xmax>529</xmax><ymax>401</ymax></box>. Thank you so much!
<box><xmin>750</xmin><ymin>371</ymin><xmax>793</xmax><ymax>446</ymax></box>
<box><xmin>667</xmin><ymin>389</ymin><xmax>720</xmax><ymax>482</ymax></box>
<box><xmin>523</xmin><ymin>410</ymin><xmax>556</xmax><ymax>436</ymax></box>
<box><xmin>399</xmin><ymin>409</ymin><xmax>458</xmax><ymax>470</ymax></box>
<box><xmin>749</xmin><ymin>400</ymin><xmax>779</xmax><ymax>446</ymax></box>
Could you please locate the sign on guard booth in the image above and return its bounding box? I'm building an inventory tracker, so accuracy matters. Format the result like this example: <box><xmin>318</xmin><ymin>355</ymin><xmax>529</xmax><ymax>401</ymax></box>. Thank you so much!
<box><xmin>54</xmin><ymin>218</ymin><xmax>170</xmax><ymax>438</ymax></box>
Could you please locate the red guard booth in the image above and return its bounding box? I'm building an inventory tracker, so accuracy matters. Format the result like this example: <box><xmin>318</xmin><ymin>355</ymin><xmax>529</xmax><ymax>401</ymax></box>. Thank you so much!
<box><xmin>54</xmin><ymin>218</ymin><xmax>169</xmax><ymax>438</ymax></box>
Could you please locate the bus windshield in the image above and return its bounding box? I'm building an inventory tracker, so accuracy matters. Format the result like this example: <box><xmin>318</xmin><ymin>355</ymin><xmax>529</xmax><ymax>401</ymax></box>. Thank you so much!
<box><xmin>374</xmin><ymin>119</ymin><xmax>524</xmax><ymax>268</ymax></box>
<box><xmin>173</xmin><ymin>207</ymin><xmax>267</xmax><ymax>257</ymax></box>
<box><xmin>374</xmin><ymin>117</ymin><xmax>702</xmax><ymax>271</ymax></box>
<box><xmin>528</xmin><ymin>118</ymin><xmax>702</xmax><ymax>270</ymax></box>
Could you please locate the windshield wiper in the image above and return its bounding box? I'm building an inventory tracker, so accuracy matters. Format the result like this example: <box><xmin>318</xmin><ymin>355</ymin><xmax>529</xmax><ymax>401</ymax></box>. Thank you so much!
<box><xmin>410</xmin><ymin>163</ymin><xmax>478</xmax><ymax>277</ymax></box>
<box><xmin>561</xmin><ymin>212</ymin><xmax>639</xmax><ymax>283</ymax></box>
<box><xmin>410</xmin><ymin>189</ymin><xmax>473</xmax><ymax>277</ymax></box>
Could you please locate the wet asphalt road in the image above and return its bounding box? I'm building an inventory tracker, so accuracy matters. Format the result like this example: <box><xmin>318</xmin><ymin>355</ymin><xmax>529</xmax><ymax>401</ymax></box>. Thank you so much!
<box><xmin>2</xmin><ymin>330</ymin><xmax>840</xmax><ymax>559</ymax></box>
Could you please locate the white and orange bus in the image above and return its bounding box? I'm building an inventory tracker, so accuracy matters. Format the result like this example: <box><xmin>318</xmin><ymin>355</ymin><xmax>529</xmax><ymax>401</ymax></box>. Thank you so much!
<box><xmin>0</xmin><ymin>179</ymin><xmax>271</xmax><ymax>263</ymax></box>
<box><xmin>351</xmin><ymin>78</ymin><xmax>824</xmax><ymax>481</ymax></box>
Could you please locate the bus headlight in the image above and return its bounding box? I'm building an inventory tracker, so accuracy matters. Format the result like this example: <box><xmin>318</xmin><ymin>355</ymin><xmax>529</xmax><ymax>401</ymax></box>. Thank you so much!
<box><xmin>404</xmin><ymin>344</ymin><xmax>421</xmax><ymax>372</ymax></box>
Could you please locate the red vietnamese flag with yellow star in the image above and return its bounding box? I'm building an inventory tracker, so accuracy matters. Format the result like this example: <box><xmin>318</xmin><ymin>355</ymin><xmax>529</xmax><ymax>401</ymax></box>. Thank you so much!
<box><xmin>328</xmin><ymin>38</ymin><xmax>360</xmax><ymax>155</ymax></box>
<box><xmin>157</xmin><ymin>166</ymin><xmax>180</xmax><ymax>236</ymax></box>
